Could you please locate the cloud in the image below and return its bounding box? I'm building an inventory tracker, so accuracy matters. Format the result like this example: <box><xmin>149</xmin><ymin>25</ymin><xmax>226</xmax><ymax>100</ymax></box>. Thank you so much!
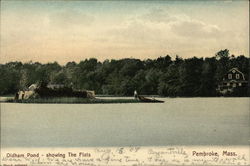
<box><xmin>106</xmin><ymin>8</ymin><xmax>223</xmax><ymax>47</ymax></box>
<box><xmin>140</xmin><ymin>8</ymin><xmax>222</xmax><ymax>39</ymax></box>
<box><xmin>1</xmin><ymin>2</ymin><xmax>248</xmax><ymax>64</ymax></box>
<box><xmin>141</xmin><ymin>8</ymin><xmax>177</xmax><ymax>23</ymax></box>
<box><xmin>102</xmin><ymin>9</ymin><xmax>174</xmax><ymax>44</ymax></box>
<box><xmin>97</xmin><ymin>8</ymin><xmax>232</xmax><ymax>60</ymax></box>
<box><xmin>48</xmin><ymin>9</ymin><xmax>94</xmax><ymax>28</ymax></box>
<box><xmin>170</xmin><ymin>19</ymin><xmax>222</xmax><ymax>38</ymax></box>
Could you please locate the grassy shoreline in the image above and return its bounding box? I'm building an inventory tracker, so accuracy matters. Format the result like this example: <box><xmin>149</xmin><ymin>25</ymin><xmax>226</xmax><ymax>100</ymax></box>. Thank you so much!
<box><xmin>2</xmin><ymin>97</ymin><xmax>142</xmax><ymax>104</ymax></box>
<box><xmin>0</xmin><ymin>96</ymin><xmax>248</xmax><ymax>104</ymax></box>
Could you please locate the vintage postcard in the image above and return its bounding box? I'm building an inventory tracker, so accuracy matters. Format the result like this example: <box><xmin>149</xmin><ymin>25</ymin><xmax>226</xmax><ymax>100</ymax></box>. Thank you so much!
<box><xmin>0</xmin><ymin>0</ymin><xmax>249</xmax><ymax>165</ymax></box>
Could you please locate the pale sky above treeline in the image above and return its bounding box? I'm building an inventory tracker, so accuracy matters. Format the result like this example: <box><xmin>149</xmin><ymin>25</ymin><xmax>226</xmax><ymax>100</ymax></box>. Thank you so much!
<box><xmin>0</xmin><ymin>0</ymin><xmax>249</xmax><ymax>64</ymax></box>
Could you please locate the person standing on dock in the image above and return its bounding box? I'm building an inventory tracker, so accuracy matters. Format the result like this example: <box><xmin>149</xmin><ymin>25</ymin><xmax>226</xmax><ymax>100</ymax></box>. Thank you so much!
<box><xmin>134</xmin><ymin>90</ymin><xmax>138</xmax><ymax>100</ymax></box>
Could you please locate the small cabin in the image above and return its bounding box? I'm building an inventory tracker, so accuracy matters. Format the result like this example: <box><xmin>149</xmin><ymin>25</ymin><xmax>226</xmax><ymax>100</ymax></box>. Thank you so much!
<box><xmin>217</xmin><ymin>68</ymin><xmax>248</xmax><ymax>94</ymax></box>
<box><xmin>15</xmin><ymin>83</ymin><xmax>95</xmax><ymax>100</ymax></box>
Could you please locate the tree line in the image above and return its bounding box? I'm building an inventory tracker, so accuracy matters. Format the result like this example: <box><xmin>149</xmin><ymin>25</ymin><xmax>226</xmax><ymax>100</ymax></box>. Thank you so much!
<box><xmin>0</xmin><ymin>49</ymin><xmax>249</xmax><ymax>97</ymax></box>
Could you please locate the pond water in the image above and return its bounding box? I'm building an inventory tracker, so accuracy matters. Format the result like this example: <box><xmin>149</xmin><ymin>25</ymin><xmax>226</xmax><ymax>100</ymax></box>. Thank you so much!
<box><xmin>1</xmin><ymin>97</ymin><xmax>249</xmax><ymax>147</ymax></box>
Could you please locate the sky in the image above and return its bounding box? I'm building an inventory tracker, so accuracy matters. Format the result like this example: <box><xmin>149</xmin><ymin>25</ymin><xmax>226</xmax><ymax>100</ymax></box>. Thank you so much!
<box><xmin>0</xmin><ymin>0</ymin><xmax>249</xmax><ymax>64</ymax></box>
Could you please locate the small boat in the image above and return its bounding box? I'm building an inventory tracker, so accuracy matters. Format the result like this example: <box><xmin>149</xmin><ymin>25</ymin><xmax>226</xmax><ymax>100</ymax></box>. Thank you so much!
<box><xmin>138</xmin><ymin>95</ymin><xmax>164</xmax><ymax>103</ymax></box>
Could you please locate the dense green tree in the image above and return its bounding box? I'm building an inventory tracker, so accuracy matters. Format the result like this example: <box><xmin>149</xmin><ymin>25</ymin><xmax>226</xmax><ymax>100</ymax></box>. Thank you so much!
<box><xmin>158</xmin><ymin>65</ymin><xmax>181</xmax><ymax>97</ymax></box>
<box><xmin>178</xmin><ymin>57</ymin><xmax>203</xmax><ymax>96</ymax></box>
<box><xmin>0</xmin><ymin>49</ymin><xmax>249</xmax><ymax>96</ymax></box>
<box><xmin>200</xmin><ymin>58</ymin><xmax>217</xmax><ymax>96</ymax></box>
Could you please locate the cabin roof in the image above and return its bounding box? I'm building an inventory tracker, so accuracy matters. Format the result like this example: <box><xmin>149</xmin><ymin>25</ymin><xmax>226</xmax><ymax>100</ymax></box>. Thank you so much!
<box><xmin>228</xmin><ymin>68</ymin><xmax>244</xmax><ymax>75</ymax></box>
<box><xmin>226</xmin><ymin>68</ymin><xmax>245</xmax><ymax>80</ymax></box>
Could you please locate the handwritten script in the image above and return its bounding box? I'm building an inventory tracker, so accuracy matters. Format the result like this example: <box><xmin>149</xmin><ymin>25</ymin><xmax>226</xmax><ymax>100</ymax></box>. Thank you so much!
<box><xmin>1</xmin><ymin>146</ymin><xmax>249</xmax><ymax>166</ymax></box>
